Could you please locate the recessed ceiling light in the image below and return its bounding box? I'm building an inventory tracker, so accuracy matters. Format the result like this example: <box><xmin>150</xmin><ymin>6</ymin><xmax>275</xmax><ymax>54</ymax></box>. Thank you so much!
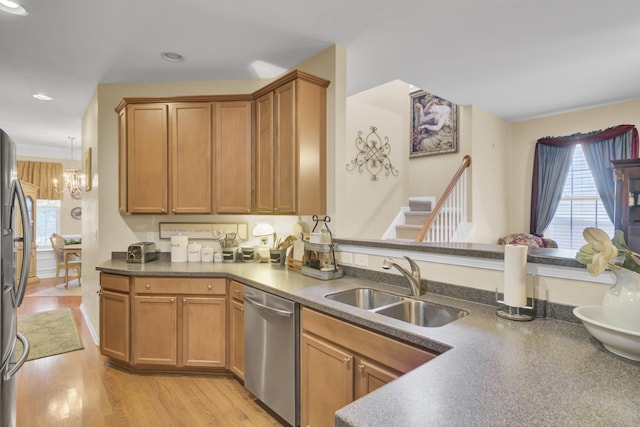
<box><xmin>161</xmin><ymin>52</ymin><xmax>185</xmax><ymax>63</ymax></box>
<box><xmin>0</xmin><ymin>0</ymin><xmax>28</xmax><ymax>16</ymax></box>
<box><xmin>32</xmin><ymin>93</ymin><xmax>53</xmax><ymax>101</ymax></box>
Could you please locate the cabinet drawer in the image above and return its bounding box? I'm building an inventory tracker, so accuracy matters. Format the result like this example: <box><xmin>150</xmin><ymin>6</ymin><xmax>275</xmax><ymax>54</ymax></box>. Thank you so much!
<box><xmin>229</xmin><ymin>280</ymin><xmax>245</xmax><ymax>302</ymax></box>
<box><xmin>302</xmin><ymin>307</ymin><xmax>436</xmax><ymax>374</ymax></box>
<box><xmin>134</xmin><ymin>277</ymin><xmax>226</xmax><ymax>295</ymax></box>
<box><xmin>101</xmin><ymin>273</ymin><xmax>130</xmax><ymax>293</ymax></box>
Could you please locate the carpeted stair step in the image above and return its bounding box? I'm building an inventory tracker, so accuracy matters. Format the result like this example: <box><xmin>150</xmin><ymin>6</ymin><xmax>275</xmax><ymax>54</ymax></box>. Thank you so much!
<box><xmin>408</xmin><ymin>197</ymin><xmax>432</xmax><ymax>212</ymax></box>
<box><xmin>395</xmin><ymin>224</ymin><xmax>423</xmax><ymax>240</ymax></box>
<box><xmin>404</xmin><ymin>210</ymin><xmax>432</xmax><ymax>226</ymax></box>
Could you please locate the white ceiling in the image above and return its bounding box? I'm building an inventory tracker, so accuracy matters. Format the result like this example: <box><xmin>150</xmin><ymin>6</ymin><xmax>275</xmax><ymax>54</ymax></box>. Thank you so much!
<box><xmin>2</xmin><ymin>0</ymin><xmax>640</xmax><ymax>158</ymax></box>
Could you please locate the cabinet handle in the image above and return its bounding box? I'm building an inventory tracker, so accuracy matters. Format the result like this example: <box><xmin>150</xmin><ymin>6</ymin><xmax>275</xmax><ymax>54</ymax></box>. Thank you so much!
<box><xmin>207</xmin><ymin>284</ymin><xmax>212</xmax><ymax>290</ymax></box>
<box><xmin>343</xmin><ymin>357</ymin><xmax>351</xmax><ymax>365</ymax></box>
<box><xmin>358</xmin><ymin>364</ymin><xmax>365</xmax><ymax>372</ymax></box>
<box><xmin>234</xmin><ymin>289</ymin><xmax>240</xmax><ymax>294</ymax></box>
<box><xmin>145</xmin><ymin>284</ymin><xmax>151</xmax><ymax>289</ymax></box>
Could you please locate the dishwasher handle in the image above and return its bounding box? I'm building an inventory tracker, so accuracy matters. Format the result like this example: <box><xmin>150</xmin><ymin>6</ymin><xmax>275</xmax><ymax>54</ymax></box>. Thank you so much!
<box><xmin>244</xmin><ymin>295</ymin><xmax>294</xmax><ymax>318</ymax></box>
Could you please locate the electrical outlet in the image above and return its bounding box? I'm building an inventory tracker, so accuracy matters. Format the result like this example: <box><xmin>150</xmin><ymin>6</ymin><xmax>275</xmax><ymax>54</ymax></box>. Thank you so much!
<box><xmin>341</xmin><ymin>252</ymin><xmax>353</xmax><ymax>265</ymax></box>
<box><xmin>354</xmin><ymin>254</ymin><xmax>369</xmax><ymax>267</ymax></box>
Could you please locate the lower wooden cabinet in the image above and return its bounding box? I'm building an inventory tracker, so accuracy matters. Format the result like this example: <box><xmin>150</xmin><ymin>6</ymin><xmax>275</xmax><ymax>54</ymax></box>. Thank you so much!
<box><xmin>132</xmin><ymin>277</ymin><xmax>227</xmax><ymax>368</ymax></box>
<box><xmin>300</xmin><ymin>307</ymin><xmax>436</xmax><ymax>426</ymax></box>
<box><xmin>228</xmin><ymin>280</ymin><xmax>245</xmax><ymax>379</ymax></box>
<box><xmin>100</xmin><ymin>273</ymin><xmax>130</xmax><ymax>362</ymax></box>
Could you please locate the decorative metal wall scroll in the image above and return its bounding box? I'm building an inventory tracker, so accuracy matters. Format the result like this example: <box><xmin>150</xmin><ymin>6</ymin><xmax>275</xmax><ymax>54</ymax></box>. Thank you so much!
<box><xmin>346</xmin><ymin>126</ymin><xmax>399</xmax><ymax>181</ymax></box>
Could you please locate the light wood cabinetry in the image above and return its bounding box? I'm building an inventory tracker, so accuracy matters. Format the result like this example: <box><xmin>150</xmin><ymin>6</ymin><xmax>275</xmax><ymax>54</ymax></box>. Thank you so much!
<box><xmin>130</xmin><ymin>277</ymin><xmax>227</xmax><ymax>369</ymax></box>
<box><xmin>16</xmin><ymin>181</ymin><xmax>37</xmax><ymax>282</ymax></box>
<box><xmin>228</xmin><ymin>280</ymin><xmax>245</xmax><ymax>379</ymax></box>
<box><xmin>214</xmin><ymin>101</ymin><xmax>253</xmax><ymax>213</ymax></box>
<box><xmin>99</xmin><ymin>273</ymin><xmax>130</xmax><ymax>362</ymax></box>
<box><xmin>300</xmin><ymin>307</ymin><xmax>436</xmax><ymax>426</ymax></box>
<box><xmin>115</xmin><ymin>69</ymin><xmax>329</xmax><ymax>215</ymax></box>
<box><xmin>122</xmin><ymin>103</ymin><xmax>169</xmax><ymax>214</ymax></box>
<box><xmin>254</xmin><ymin>72</ymin><xmax>329</xmax><ymax>215</ymax></box>
<box><xmin>169</xmin><ymin>102</ymin><xmax>212</xmax><ymax>214</ymax></box>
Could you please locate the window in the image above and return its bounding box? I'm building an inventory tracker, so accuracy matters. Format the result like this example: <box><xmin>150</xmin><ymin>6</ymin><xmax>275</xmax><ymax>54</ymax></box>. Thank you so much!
<box><xmin>35</xmin><ymin>199</ymin><xmax>60</xmax><ymax>247</ymax></box>
<box><xmin>544</xmin><ymin>144</ymin><xmax>614</xmax><ymax>249</ymax></box>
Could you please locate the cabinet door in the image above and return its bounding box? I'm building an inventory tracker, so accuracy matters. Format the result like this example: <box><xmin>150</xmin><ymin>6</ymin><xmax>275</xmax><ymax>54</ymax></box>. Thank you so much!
<box><xmin>182</xmin><ymin>296</ymin><xmax>227</xmax><ymax>368</ymax></box>
<box><xmin>133</xmin><ymin>295</ymin><xmax>177</xmax><ymax>365</ymax></box>
<box><xmin>169</xmin><ymin>102</ymin><xmax>212</xmax><ymax>214</ymax></box>
<box><xmin>126</xmin><ymin>103</ymin><xmax>169</xmax><ymax>213</ymax></box>
<box><xmin>118</xmin><ymin>108</ymin><xmax>128</xmax><ymax>213</ymax></box>
<box><xmin>214</xmin><ymin>101</ymin><xmax>252</xmax><ymax>214</ymax></box>
<box><xmin>301</xmin><ymin>332</ymin><xmax>353</xmax><ymax>427</ymax></box>
<box><xmin>273</xmin><ymin>81</ymin><xmax>296</xmax><ymax>214</ymax></box>
<box><xmin>254</xmin><ymin>92</ymin><xmax>274</xmax><ymax>213</ymax></box>
<box><xmin>100</xmin><ymin>290</ymin><xmax>130</xmax><ymax>362</ymax></box>
<box><xmin>354</xmin><ymin>357</ymin><xmax>399</xmax><ymax>400</ymax></box>
<box><xmin>229</xmin><ymin>298</ymin><xmax>244</xmax><ymax>379</ymax></box>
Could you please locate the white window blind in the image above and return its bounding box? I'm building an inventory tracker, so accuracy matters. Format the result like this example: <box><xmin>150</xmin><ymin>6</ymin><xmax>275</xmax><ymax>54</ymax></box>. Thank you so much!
<box><xmin>544</xmin><ymin>144</ymin><xmax>614</xmax><ymax>249</ymax></box>
<box><xmin>35</xmin><ymin>199</ymin><xmax>61</xmax><ymax>247</ymax></box>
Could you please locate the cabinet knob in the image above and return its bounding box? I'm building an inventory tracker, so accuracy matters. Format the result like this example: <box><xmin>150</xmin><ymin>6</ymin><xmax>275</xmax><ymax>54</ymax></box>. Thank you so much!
<box><xmin>183</xmin><ymin>298</ymin><xmax>187</xmax><ymax>303</ymax></box>
<box><xmin>172</xmin><ymin>209</ymin><xmax>176</xmax><ymax>213</ymax></box>
<box><xmin>343</xmin><ymin>357</ymin><xmax>351</xmax><ymax>365</ymax></box>
<box><xmin>207</xmin><ymin>284</ymin><xmax>212</xmax><ymax>290</ymax></box>
<box><xmin>161</xmin><ymin>209</ymin><xmax>167</xmax><ymax>213</ymax></box>
<box><xmin>234</xmin><ymin>289</ymin><xmax>240</xmax><ymax>294</ymax></box>
<box><xmin>145</xmin><ymin>284</ymin><xmax>151</xmax><ymax>289</ymax></box>
<box><xmin>358</xmin><ymin>364</ymin><xmax>365</xmax><ymax>372</ymax></box>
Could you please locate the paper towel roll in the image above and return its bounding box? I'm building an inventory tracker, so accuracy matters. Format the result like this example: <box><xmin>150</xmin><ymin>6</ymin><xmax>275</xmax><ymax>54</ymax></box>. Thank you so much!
<box><xmin>503</xmin><ymin>244</ymin><xmax>528</xmax><ymax>307</ymax></box>
<box><xmin>171</xmin><ymin>235</ymin><xmax>188</xmax><ymax>263</ymax></box>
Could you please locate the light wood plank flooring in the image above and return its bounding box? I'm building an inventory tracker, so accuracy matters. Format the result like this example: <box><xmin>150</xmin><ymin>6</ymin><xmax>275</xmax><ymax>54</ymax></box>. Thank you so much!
<box><xmin>16</xmin><ymin>278</ymin><xmax>285</xmax><ymax>427</ymax></box>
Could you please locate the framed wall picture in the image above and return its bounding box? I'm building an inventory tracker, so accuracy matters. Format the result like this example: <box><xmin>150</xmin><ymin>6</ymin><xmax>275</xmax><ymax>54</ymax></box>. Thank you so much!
<box><xmin>84</xmin><ymin>147</ymin><xmax>92</xmax><ymax>191</ymax></box>
<box><xmin>410</xmin><ymin>90</ymin><xmax>458</xmax><ymax>158</ymax></box>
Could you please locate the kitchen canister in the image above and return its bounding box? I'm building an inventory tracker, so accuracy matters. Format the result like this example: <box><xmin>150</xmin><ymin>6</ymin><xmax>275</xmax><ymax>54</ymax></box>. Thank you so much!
<box><xmin>201</xmin><ymin>247</ymin><xmax>214</xmax><ymax>262</ymax></box>
<box><xmin>188</xmin><ymin>243</ymin><xmax>202</xmax><ymax>262</ymax></box>
<box><xmin>171</xmin><ymin>235</ymin><xmax>188</xmax><ymax>263</ymax></box>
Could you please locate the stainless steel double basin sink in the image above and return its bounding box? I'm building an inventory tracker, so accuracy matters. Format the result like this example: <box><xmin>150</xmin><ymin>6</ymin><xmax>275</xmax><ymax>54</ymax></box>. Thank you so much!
<box><xmin>325</xmin><ymin>288</ymin><xmax>468</xmax><ymax>327</ymax></box>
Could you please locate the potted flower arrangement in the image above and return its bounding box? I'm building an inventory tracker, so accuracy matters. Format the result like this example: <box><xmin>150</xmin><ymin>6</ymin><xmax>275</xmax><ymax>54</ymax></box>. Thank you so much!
<box><xmin>575</xmin><ymin>227</ymin><xmax>640</xmax><ymax>331</ymax></box>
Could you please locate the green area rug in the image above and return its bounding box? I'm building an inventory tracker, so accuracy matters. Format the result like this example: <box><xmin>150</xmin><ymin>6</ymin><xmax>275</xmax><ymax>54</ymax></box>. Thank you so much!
<box><xmin>16</xmin><ymin>308</ymin><xmax>84</xmax><ymax>361</ymax></box>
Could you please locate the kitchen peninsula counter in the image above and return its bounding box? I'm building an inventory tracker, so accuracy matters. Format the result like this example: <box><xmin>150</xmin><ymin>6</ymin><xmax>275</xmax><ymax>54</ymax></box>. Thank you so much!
<box><xmin>96</xmin><ymin>259</ymin><xmax>640</xmax><ymax>426</ymax></box>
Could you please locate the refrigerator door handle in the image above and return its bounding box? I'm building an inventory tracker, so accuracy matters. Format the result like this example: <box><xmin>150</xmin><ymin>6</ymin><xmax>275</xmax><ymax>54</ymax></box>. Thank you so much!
<box><xmin>4</xmin><ymin>333</ymin><xmax>29</xmax><ymax>380</ymax></box>
<box><xmin>12</xmin><ymin>179</ymin><xmax>32</xmax><ymax>306</ymax></box>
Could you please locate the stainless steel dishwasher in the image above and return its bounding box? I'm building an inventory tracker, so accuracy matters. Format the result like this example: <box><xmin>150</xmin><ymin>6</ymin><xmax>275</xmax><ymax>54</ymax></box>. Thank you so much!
<box><xmin>244</xmin><ymin>287</ymin><xmax>299</xmax><ymax>426</ymax></box>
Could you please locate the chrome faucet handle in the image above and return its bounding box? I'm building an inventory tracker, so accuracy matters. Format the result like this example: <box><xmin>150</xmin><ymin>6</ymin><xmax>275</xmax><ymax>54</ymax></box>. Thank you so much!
<box><xmin>403</xmin><ymin>256</ymin><xmax>421</xmax><ymax>279</ymax></box>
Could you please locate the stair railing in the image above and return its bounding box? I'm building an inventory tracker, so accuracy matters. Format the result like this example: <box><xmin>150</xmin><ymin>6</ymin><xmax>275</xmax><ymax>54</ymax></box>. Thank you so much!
<box><xmin>415</xmin><ymin>155</ymin><xmax>472</xmax><ymax>242</ymax></box>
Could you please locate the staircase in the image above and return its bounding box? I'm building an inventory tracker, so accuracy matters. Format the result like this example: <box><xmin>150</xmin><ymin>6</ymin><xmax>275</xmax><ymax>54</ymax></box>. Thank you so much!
<box><xmin>382</xmin><ymin>155</ymin><xmax>474</xmax><ymax>243</ymax></box>
<box><xmin>392</xmin><ymin>197</ymin><xmax>435</xmax><ymax>240</ymax></box>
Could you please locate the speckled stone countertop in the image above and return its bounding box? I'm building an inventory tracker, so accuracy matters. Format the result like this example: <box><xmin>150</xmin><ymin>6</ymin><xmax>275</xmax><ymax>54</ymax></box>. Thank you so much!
<box><xmin>96</xmin><ymin>259</ymin><xmax>640</xmax><ymax>426</ymax></box>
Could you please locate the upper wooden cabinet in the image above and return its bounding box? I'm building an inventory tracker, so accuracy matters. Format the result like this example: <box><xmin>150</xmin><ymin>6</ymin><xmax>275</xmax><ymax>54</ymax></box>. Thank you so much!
<box><xmin>254</xmin><ymin>72</ymin><xmax>329</xmax><ymax>215</ymax></box>
<box><xmin>170</xmin><ymin>102</ymin><xmax>212</xmax><ymax>214</ymax></box>
<box><xmin>214</xmin><ymin>101</ymin><xmax>253</xmax><ymax>214</ymax></box>
<box><xmin>121</xmin><ymin>103</ymin><xmax>169</xmax><ymax>214</ymax></box>
<box><xmin>115</xmin><ymin>69</ymin><xmax>329</xmax><ymax>215</ymax></box>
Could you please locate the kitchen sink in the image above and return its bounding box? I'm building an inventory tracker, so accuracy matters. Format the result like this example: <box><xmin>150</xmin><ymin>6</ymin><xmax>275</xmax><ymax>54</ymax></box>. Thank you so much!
<box><xmin>375</xmin><ymin>299</ymin><xmax>468</xmax><ymax>327</ymax></box>
<box><xmin>324</xmin><ymin>288</ymin><xmax>404</xmax><ymax>310</ymax></box>
<box><xmin>325</xmin><ymin>288</ymin><xmax>468</xmax><ymax>327</ymax></box>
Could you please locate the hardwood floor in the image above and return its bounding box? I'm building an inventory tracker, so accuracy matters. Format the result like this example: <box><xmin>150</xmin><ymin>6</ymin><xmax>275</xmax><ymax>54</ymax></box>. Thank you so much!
<box><xmin>16</xmin><ymin>278</ymin><xmax>285</xmax><ymax>427</ymax></box>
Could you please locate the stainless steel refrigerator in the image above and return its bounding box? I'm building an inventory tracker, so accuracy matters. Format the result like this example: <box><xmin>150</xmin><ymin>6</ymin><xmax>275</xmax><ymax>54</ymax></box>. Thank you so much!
<box><xmin>0</xmin><ymin>128</ymin><xmax>31</xmax><ymax>427</ymax></box>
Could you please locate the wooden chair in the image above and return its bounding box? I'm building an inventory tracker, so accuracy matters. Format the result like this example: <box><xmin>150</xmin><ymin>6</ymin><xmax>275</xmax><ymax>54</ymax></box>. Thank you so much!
<box><xmin>49</xmin><ymin>233</ymin><xmax>82</xmax><ymax>287</ymax></box>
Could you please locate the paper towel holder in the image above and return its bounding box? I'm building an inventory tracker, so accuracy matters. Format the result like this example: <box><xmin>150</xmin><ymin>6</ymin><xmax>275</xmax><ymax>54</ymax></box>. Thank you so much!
<box><xmin>495</xmin><ymin>275</ymin><xmax>535</xmax><ymax>321</ymax></box>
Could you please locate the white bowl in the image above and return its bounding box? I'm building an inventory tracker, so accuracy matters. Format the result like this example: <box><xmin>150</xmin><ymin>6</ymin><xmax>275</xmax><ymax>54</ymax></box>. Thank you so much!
<box><xmin>573</xmin><ymin>305</ymin><xmax>640</xmax><ymax>362</ymax></box>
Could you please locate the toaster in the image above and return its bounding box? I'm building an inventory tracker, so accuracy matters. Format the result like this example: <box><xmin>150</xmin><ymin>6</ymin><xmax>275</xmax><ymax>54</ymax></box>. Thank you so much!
<box><xmin>127</xmin><ymin>242</ymin><xmax>158</xmax><ymax>263</ymax></box>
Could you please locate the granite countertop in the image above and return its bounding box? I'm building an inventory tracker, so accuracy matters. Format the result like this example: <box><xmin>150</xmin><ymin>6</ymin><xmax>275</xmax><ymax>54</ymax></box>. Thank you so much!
<box><xmin>96</xmin><ymin>259</ymin><xmax>640</xmax><ymax>426</ymax></box>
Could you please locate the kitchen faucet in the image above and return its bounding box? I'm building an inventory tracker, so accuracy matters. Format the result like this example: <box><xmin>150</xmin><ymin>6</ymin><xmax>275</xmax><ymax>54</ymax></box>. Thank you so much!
<box><xmin>382</xmin><ymin>256</ymin><xmax>424</xmax><ymax>296</ymax></box>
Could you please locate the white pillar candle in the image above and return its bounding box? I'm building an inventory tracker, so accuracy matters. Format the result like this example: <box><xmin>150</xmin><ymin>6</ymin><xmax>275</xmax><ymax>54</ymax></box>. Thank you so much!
<box><xmin>503</xmin><ymin>244</ymin><xmax>528</xmax><ymax>307</ymax></box>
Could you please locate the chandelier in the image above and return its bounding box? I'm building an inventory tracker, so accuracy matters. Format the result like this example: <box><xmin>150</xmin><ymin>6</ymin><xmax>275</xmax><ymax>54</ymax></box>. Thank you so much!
<box><xmin>53</xmin><ymin>137</ymin><xmax>83</xmax><ymax>199</ymax></box>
